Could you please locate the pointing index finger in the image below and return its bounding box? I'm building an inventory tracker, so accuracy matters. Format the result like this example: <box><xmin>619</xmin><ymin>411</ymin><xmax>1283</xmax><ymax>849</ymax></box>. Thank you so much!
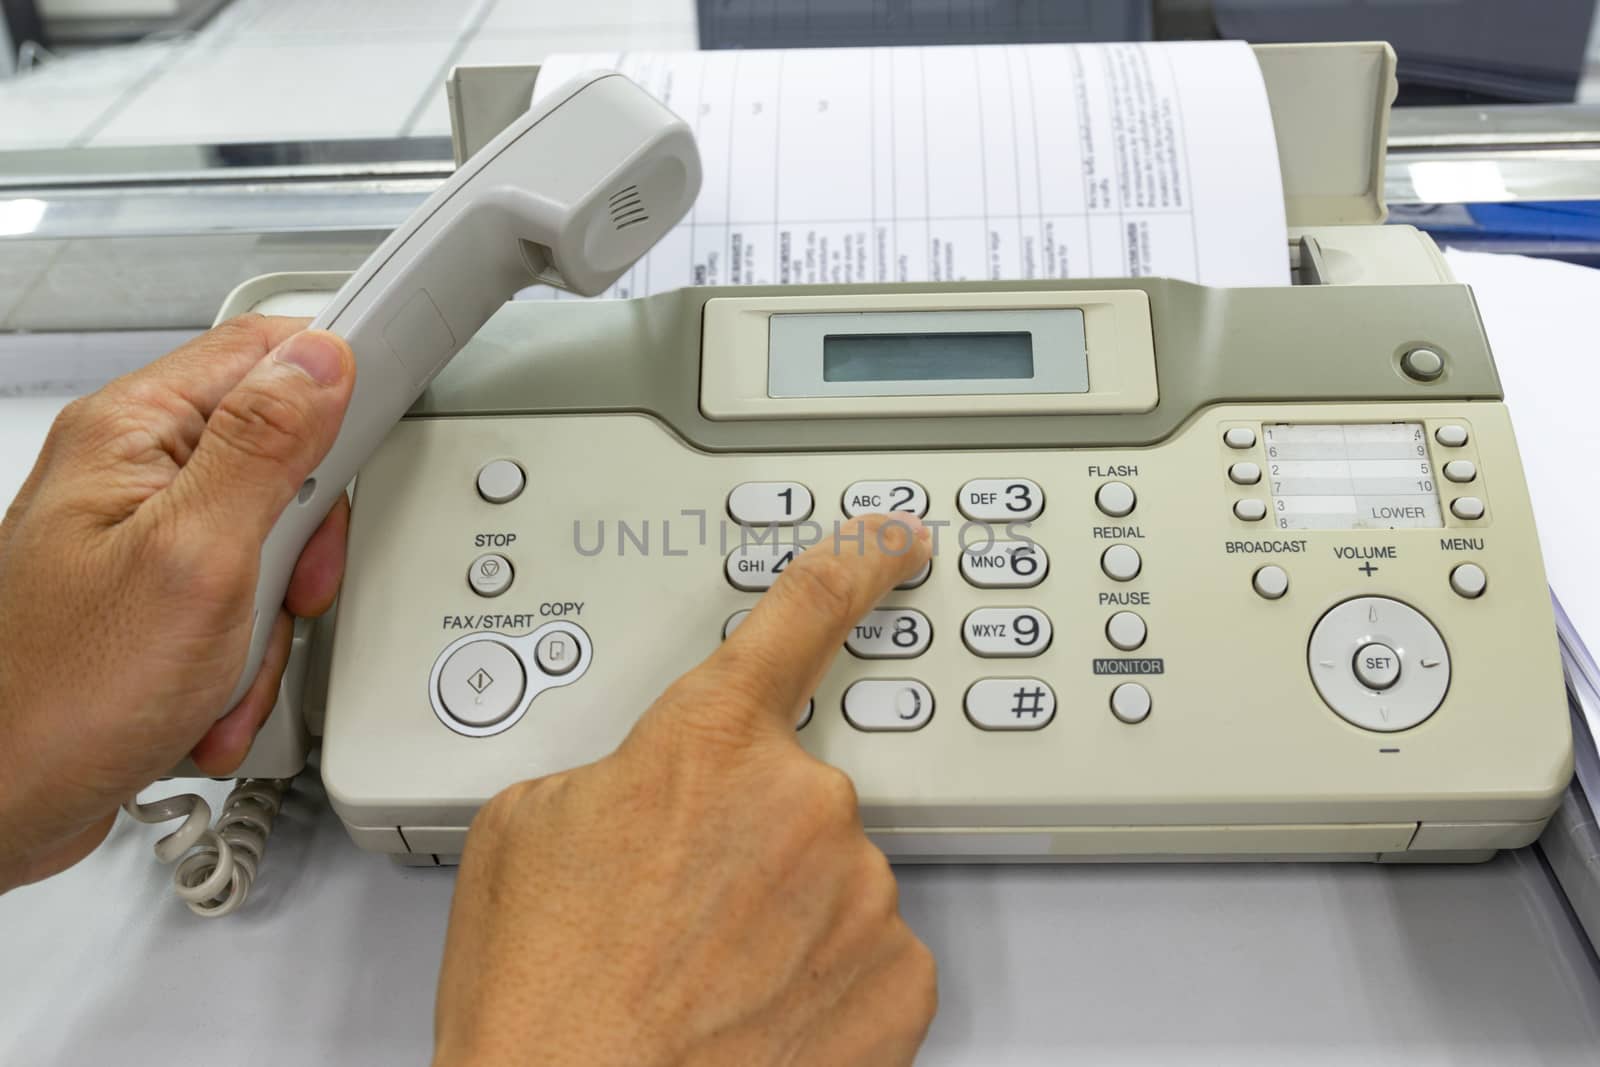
<box><xmin>709</xmin><ymin>514</ymin><xmax>931</xmax><ymax>732</ymax></box>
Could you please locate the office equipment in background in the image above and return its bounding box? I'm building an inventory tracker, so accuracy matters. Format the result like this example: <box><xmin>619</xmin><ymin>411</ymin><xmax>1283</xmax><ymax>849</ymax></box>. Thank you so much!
<box><xmin>36</xmin><ymin>0</ymin><xmax>228</xmax><ymax>44</ymax></box>
<box><xmin>697</xmin><ymin>0</ymin><xmax>1152</xmax><ymax>50</ymax></box>
<box><xmin>1214</xmin><ymin>0</ymin><xmax>1595</xmax><ymax>104</ymax></box>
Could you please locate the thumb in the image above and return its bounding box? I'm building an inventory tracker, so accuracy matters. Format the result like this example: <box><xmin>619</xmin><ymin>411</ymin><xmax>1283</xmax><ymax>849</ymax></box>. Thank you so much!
<box><xmin>168</xmin><ymin>329</ymin><xmax>355</xmax><ymax>540</ymax></box>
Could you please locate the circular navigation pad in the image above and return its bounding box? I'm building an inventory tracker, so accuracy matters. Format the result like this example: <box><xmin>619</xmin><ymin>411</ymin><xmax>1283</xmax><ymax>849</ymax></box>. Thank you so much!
<box><xmin>1308</xmin><ymin>597</ymin><xmax>1450</xmax><ymax>733</ymax></box>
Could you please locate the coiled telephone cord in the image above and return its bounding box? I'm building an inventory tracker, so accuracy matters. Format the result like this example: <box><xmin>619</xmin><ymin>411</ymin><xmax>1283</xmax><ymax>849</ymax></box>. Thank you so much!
<box><xmin>123</xmin><ymin>778</ymin><xmax>290</xmax><ymax>918</ymax></box>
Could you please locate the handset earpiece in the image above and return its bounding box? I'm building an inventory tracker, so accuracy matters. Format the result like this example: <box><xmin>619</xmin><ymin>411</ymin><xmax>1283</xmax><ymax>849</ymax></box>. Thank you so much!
<box><xmin>223</xmin><ymin>71</ymin><xmax>701</xmax><ymax>712</ymax></box>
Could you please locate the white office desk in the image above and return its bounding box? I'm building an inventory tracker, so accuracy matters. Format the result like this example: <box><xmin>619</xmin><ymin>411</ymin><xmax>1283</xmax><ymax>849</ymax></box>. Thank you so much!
<box><xmin>3</xmin><ymin>767</ymin><xmax>1599</xmax><ymax>1066</ymax></box>
<box><xmin>6</xmin><ymin>254</ymin><xmax>1600</xmax><ymax>1064</ymax></box>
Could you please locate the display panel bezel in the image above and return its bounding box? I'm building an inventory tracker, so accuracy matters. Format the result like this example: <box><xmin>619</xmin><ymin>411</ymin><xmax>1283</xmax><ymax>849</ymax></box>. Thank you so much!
<box><xmin>768</xmin><ymin>308</ymin><xmax>1087</xmax><ymax>399</ymax></box>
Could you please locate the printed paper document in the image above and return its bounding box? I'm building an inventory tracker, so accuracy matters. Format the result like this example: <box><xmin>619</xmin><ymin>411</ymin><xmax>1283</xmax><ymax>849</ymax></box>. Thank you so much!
<box><xmin>532</xmin><ymin>42</ymin><xmax>1289</xmax><ymax>297</ymax></box>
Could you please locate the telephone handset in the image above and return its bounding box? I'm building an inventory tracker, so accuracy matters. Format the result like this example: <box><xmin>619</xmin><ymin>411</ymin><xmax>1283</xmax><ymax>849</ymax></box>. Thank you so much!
<box><xmin>129</xmin><ymin>71</ymin><xmax>699</xmax><ymax>916</ymax></box>
<box><xmin>223</xmin><ymin>70</ymin><xmax>701</xmax><ymax>711</ymax></box>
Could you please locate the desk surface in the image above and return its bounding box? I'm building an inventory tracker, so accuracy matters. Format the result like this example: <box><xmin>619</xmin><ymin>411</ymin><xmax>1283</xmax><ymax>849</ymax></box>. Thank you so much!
<box><xmin>3</xmin><ymin>771</ymin><xmax>1600</xmax><ymax>1066</ymax></box>
<box><xmin>6</xmin><ymin>262</ymin><xmax>1600</xmax><ymax>1064</ymax></box>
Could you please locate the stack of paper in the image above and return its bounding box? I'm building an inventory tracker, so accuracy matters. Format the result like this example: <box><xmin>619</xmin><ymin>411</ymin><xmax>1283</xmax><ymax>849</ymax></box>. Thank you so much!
<box><xmin>1444</xmin><ymin>248</ymin><xmax>1600</xmax><ymax>941</ymax></box>
<box><xmin>530</xmin><ymin>42</ymin><xmax>1290</xmax><ymax>296</ymax></box>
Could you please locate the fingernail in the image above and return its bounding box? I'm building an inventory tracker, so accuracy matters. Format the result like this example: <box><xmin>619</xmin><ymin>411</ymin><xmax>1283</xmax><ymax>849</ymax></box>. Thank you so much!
<box><xmin>273</xmin><ymin>331</ymin><xmax>346</xmax><ymax>386</ymax></box>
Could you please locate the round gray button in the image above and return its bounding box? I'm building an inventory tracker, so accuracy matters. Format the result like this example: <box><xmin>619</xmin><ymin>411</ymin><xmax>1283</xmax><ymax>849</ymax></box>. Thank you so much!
<box><xmin>1233</xmin><ymin>499</ymin><xmax>1267</xmax><ymax>522</ymax></box>
<box><xmin>1443</xmin><ymin>460</ymin><xmax>1477</xmax><ymax>483</ymax></box>
<box><xmin>1110</xmin><ymin>683</ymin><xmax>1152</xmax><ymax>724</ymax></box>
<box><xmin>1451</xmin><ymin>497</ymin><xmax>1485</xmax><ymax>520</ymax></box>
<box><xmin>1095</xmin><ymin>481</ymin><xmax>1136</xmax><ymax>518</ymax></box>
<box><xmin>1435</xmin><ymin>425</ymin><xmax>1468</xmax><ymax>447</ymax></box>
<box><xmin>1253</xmin><ymin>565</ymin><xmax>1289</xmax><ymax>600</ymax></box>
<box><xmin>437</xmin><ymin>640</ymin><xmax>526</xmax><ymax>727</ymax></box>
<box><xmin>1101</xmin><ymin>543</ymin><xmax>1142</xmax><ymax>582</ymax></box>
<box><xmin>1450</xmin><ymin>563</ymin><xmax>1487</xmax><ymax>599</ymax></box>
<box><xmin>1106</xmin><ymin>611</ymin><xmax>1147</xmax><ymax>651</ymax></box>
<box><xmin>476</xmin><ymin>459</ymin><xmax>525</xmax><ymax>504</ymax></box>
<box><xmin>1223</xmin><ymin>427</ymin><xmax>1256</xmax><ymax>449</ymax></box>
<box><xmin>1402</xmin><ymin>347</ymin><xmax>1445</xmax><ymax>381</ymax></box>
<box><xmin>534</xmin><ymin>631</ymin><xmax>582</xmax><ymax>676</ymax></box>
<box><xmin>468</xmin><ymin>553</ymin><xmax>513</xmax><ymax>597</ymax></box>
<box><xmin>1353</xmin><ymin>643</ymin><xmax>1401</xmax><ymax>690</ymax></box>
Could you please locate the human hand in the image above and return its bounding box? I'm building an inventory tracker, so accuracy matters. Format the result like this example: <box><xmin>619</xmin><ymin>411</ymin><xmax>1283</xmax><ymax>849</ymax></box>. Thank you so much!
<box><xmin>0</xmin><ymin>315</ymin><xmax>355</xmax><ymax>891</ymax></box>
<box><xmin>435</xmin><ymin>515</ymin><xmax>938</xmax><ymax>1067</ymax></box>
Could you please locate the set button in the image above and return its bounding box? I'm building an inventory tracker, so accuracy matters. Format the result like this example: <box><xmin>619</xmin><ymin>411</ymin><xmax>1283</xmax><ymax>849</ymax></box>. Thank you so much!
<box><xmin>1095</xmin><ymin>481</ymin><xmax>1136</xmax><ymax>518</ymax></box>
<box><xmin>1443</xmin><ymin>460</ymin><xmax>1477</xmax><ymax>484</ymax></box>
<box><xmin>962</xmin><ymin>607</ymin><xmax>1052</xmax><ymax>657</ymax></box>
<box><xmin>1435</xmin><ymin>425</ymin><xmax>1469</xmax><ymax>447</ymax></box>
<box><xmin>844</xmin><ymin>680</ymin><xmax>934</xmax><ymax>731</ymax></box>
<box><xmin>1353</xmin><ymin>643</ymin><xmax>1401</xmax><ymax>690</ymax></box>
<box><xmin>958</xmin><ymin>478</ymin><xmax>1043</xmax><ymax>521</ymax></box>
<box><xmin>961</xmin><ymin>541</ymin><xmax>1048</xmax><ymax>588</ymax></box>
<box><xmin>1450</xmin><ymin>497</ymin><xmax>1485</xmax><ymax>521</ymax></box>
<box><xmin>843</xmin><ymin>480</ymin><xmax>927</xmax><ymax>518</ymax></box>
<box><xmin>1100</xmin><ymin>544</ymin><xmax>1141</xmax><ymax>582</ymax></box>
<box><xmin>1228</xmin><ymin>462</ymin><xmax>1262</xmax><ymax>486</ymax></box>
<box><xmin>1233</xmin><ymin>499</ymin><xmax>1267</xmax><ymax>522</ymax></box>
<box><xmin>965</xmin><ymin>678</ymin><xmax>1056</xmax><ymax>730</ymax></box>
<box><xmin>846</xmin><ymin>609</ymin><xmax>932</xmax><ymax>658</ymax></box>
<box><xmin>728</xmin><ymin>481</ymin><xmax>813</xmax><ymax>524</ymax></box>
<box><xmin>1223</xmin><ymin>427</ymin><xmax>1257</xmax><ymax>449</ymax></box>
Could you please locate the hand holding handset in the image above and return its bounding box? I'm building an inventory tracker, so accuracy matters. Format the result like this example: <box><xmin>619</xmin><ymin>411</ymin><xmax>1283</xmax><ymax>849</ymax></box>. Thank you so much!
<box><xmin>224</xmin><ymin>72</ymin><xmax>701</xmax><ymax>711</ymax></box>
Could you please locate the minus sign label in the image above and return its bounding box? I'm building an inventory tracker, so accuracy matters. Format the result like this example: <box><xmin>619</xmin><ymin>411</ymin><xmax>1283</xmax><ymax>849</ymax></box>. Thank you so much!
<box><xmin>1379</xmin><ymin>748</ymin><xmax>1400</xmax><ymax>754</ymax></box>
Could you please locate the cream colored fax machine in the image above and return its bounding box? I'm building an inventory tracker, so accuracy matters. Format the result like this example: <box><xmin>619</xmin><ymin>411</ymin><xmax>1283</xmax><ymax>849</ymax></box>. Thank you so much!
<box><xmin>221</xmin><ymin>44</ymin><xmax>1571</xmax><ymax>865</ymax></box>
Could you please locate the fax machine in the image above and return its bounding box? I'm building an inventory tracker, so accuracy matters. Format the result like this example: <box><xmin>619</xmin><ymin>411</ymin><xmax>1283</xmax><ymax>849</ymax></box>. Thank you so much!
<box><xmin>206</xmin><ymin>42</ymin><xmax>1572</xmax><ymax>869</ymax></box>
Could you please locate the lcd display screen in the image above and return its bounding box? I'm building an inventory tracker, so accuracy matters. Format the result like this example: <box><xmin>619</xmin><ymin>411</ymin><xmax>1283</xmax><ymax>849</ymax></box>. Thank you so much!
<box><xmin>821</xmin><ymin>331</ymin><xmax>1034</xmax><ymax>382</ymax></box>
